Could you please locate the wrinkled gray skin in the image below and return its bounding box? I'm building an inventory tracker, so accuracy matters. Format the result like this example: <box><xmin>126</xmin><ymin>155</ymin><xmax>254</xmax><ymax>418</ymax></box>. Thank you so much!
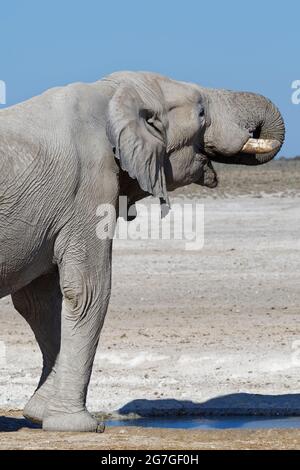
<box><xmin>0</xmin><ymin>72</ymin><xmax>284</xmax><ymax>432</ymax></box>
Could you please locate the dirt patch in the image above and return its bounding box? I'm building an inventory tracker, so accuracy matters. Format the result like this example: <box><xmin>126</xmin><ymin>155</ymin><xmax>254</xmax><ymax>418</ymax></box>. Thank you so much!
<box><xmin>0</xmin><ymin>411</ymin><xmax>299</xmax><ymax>450</ymax></box>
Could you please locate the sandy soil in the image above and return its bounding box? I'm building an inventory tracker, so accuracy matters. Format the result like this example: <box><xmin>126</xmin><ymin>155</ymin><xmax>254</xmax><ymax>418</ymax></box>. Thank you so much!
<box><xmin>0</xmin><ymin>159</ymin><xmax>299</xmax><ymax>449</ymax></box>
<box><xmin>0</xmin><ymin>411</ymin><xmax>300</xmax><ymax>449</ymax></box>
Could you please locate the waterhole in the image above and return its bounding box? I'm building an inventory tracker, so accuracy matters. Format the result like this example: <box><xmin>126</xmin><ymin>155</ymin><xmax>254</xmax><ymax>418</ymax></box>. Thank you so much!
<box><xmin>107</xmin><ymin>416</ymin><xmax>300</xmax><ymax>430</ymax></box>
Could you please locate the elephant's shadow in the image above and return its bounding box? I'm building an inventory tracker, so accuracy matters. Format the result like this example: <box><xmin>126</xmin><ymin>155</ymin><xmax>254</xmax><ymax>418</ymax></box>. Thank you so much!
<box><xmin>0</xmin><ymin>415</ymin><xmax>41</xmax><ymax>432</ymax></box>
<box><xmin>117</xmin><ymin>392</ymin><xmax>300</xmax><ymax>420</ymax></box>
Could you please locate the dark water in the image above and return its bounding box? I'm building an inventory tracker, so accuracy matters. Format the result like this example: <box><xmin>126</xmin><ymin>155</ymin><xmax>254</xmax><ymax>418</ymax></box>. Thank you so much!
<box><xmin>107</xmin><ymin>416</ymin><xmax>300</xmax><ymax>430</ymax></box>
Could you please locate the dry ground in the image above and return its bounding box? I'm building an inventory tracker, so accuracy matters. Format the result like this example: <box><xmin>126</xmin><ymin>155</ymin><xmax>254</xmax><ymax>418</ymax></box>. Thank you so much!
<box><xmin>0</xmin><ymin>411</ymin><xmax>300</xmax><ymax>449</ymax></box>
<box><xmin>0</xmin><ymin>159</ymin><xmax>299</xmax><ymax>449</ymax></box>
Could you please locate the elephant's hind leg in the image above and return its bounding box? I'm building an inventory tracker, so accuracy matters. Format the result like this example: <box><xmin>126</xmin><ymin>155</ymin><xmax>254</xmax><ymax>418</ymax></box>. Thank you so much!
<box><xmin>11</xmin><ymin>271</ymin><xmax>62</xmax><ymax>424</ymax></box>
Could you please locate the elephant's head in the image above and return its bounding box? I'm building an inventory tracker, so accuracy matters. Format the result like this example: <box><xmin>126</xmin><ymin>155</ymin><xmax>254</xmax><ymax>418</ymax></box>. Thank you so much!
<box><xmin>105</xmin><ymin>72</ymin><xmax>285</xmax><ymax>206</ymax></box>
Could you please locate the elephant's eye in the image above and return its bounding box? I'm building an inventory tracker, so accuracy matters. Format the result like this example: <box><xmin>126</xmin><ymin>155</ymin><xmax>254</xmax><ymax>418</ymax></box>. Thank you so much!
<box><xmin>147</xmin><ymin>118</ymin><xmax>162</xmax><ymax>134</ymax></box>
<box><xmin>145</xmin><ymin>115</ymin><xmax>165</xmax><ymax>141</ymax></box>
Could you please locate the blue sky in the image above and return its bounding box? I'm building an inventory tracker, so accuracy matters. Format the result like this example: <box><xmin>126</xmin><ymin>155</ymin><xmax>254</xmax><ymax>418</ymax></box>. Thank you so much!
<box><xmin>0</xmin><ymin>0</ymin><xmax>299</xmax><ymax>156</ymax></box>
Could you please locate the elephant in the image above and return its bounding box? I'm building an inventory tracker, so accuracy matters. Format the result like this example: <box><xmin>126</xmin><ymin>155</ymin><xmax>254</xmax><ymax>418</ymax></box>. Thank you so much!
<box><xmin>0</xmin><ymin>71</ymin><xmax>285</xmax><ymax>432</ymax></box>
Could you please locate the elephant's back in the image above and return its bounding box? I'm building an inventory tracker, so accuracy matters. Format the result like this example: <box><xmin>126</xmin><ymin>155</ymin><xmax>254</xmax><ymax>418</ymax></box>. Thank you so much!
<box><xmin>0</xmin><ymin>85</ymin><xmax>83</xmax><ymax>197</ymax></box>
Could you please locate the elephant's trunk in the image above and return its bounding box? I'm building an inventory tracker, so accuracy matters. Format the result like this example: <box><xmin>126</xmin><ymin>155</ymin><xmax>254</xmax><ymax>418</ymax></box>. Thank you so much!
<box><xmin>240</xmin><ymin>96</ymin><xmax>285</xmax><ymax>165</ymax></box>
<box><xmin>207</xmin><ymin>91</ymin><xmax>285</xmax><ymax>166</ymax></box>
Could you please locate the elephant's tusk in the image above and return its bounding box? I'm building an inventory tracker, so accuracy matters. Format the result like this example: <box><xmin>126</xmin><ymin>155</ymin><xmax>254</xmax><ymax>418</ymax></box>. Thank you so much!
<box><xmin>241</xmin><ymin>138</ymin><xmax>281</xmax><ymax>154</ymax></box>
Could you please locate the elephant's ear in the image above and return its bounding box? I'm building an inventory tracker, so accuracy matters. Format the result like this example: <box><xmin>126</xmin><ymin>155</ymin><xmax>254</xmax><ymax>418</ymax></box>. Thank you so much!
<box><xmin>106</xmin><ymin>85</ymin><xmax>169</xmax><ymax>207</ymax></box>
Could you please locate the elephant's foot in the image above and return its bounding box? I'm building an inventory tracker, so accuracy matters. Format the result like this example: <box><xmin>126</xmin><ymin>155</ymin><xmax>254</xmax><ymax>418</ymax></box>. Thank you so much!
<box><xmin>23</xmin><ymin>391</ymin><xmax>49</xmax><ymax>425</ymax></box>
<box><xmin>23</xmin><ymin>374</ymin><xmax>56</xmax><ymax>424</ymax></box>
<box><xmin>43</xmin><ymin>409</ymin><xmax>105</xmax><ymax>433</ymax></box>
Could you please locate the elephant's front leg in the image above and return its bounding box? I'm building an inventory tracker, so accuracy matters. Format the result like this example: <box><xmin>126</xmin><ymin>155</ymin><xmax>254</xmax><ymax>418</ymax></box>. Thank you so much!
<box><xmin>43</xmin><ymin>238</ymin><xmax>112</xmax><ymax>432</ymax></box>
